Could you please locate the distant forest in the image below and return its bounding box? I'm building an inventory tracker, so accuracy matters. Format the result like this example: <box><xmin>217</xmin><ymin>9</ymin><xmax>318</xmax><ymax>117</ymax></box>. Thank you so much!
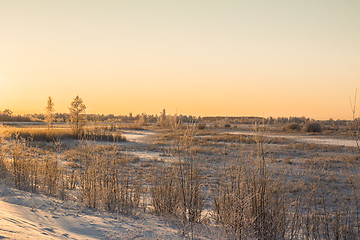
<box><xmin>0</xmin><ymin>109</ymin><xmax>198</xmax><ymax>124</ymax></box>
<box><xmin>0</xmin><ymin>109</ymin><xmax>350</xmax><ymax>126</ymax></box>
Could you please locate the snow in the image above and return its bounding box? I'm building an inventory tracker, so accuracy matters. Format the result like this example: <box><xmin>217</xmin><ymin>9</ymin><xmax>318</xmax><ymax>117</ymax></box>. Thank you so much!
<box><xmin>226</xmin><ymin>130</ymin><xmax>358</xmax><ymax>147</ymax></box>
<box><xmin>0</xmin><ymin>183</ymin><xmax>184</xmax><ymax>239</ymax></box>
<box><xmin>0</xmin><ymin>130</ymin><xmax>217</xmax><ymax>239</ymax></box>
<box><xmin>121</xmin><ymin>130</ymin><xmax>155</xmax><ymax>143</ymax></box>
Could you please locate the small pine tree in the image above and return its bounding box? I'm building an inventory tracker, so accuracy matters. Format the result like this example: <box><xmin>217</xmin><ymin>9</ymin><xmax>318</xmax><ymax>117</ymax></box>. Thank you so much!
<box><xmin>45</xmin><ymin>96</ymin><xmax>55</xmax><ymax>129</ymax></box>
<box><xmin>69</xmin><ymin>96</ymin><xmax>86</xmax><ymax>137</ymax></box>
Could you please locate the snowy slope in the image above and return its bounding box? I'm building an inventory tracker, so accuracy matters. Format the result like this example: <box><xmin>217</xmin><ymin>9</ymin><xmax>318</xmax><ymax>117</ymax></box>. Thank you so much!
<box><xmin>0</xmin><ymin>183</ymin><xmax>185</xmax><ymax>239</ymax></box>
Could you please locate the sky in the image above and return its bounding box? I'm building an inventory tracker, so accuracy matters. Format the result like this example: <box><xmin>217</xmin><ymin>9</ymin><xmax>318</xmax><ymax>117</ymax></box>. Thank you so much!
<box><xmin>0</xmin><ymin>1</ymin><xmax>359</xmax><ymax>120</ymax></box>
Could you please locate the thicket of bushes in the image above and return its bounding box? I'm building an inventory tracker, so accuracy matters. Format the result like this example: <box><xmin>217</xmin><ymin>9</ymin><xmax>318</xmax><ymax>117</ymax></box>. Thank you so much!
<box><xmin>0</xmin><ymin>137</ymin><xmax>139</xmax><ymax>214</ymax></box>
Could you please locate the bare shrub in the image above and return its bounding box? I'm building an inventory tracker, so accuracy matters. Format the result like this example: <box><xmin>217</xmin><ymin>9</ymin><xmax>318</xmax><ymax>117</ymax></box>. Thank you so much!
<box><xmin>349</xmin><ymin>89</ymin><xmax>360</xmax><ymax>151</ymax></box>
<box><xmin>213</xmin><ymin>128</ymin><xmax>288</xmax><ymax>239</ymax></box>
<box><xmin>7</xmin><ymin>137</ymin><xmax>41</xmax><ymax>192</ymax></box>
<box><xmin>0</xmin><ymin>137</ymin><xmax>7</xmax><ymax>178</ymax></box>
<box><xmin>178</xmin><ymin>158</ymin><xmax>203</xmax><ymax>225</ymax></box>
<box><xmin>305</xmin><ymin>121</ymin><xmax>323</xmax><ymax>133</ymax></box>
<box><xmin>43</xmin><ymin>156</ymin><xmax>59</xmax><ymax>196</ymax></box>
<box><xmin>172</xmin><ymin>121</ymin><xmax>204</xmax><ymax>227</ymax></box>
<box><xmin>10</xmin><ymin>136</ymin><xmax>30</xmax><ymax>190</ymax></box>
<box><xmin>287</xmin><ymin>122</ymin><xmax>301</xmax><ymax>131</ymax></box>
<box><xmin>197</xmin><ymin>123</ymin><xmax>206</xmax><ymax>130</ymax></box>
<box><xmin>150</xmin><ymin>119</ymin><xmax>205</xmax><ymax>238</ymax></box>
<box><xmin>78</xmin><ymin>143</ymin><xmax>142</xmax><ymax>215</ymax></box>
<box><xmin>213</xmin><ymin>160</ymin><xmax>248</xmax><ymax>238</ymax></box>
<box><xmin>150</xmin><ymin>165</ymin><xmax>181</xmax><ymax>216</ymax></box>
<box><xmin>297</xmin><ymin>185</ymin><xmax>360</xmax><ymax>239</ymax></box>
<box><xmin>28</xmin><ymin>149</ymin><xmax>40</xmax><ymax>193</ymax></box>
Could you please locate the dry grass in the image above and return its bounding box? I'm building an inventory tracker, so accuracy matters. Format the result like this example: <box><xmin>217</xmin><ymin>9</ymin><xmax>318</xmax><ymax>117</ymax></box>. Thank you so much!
<box><xmin>213</xmin><ymin>130</ymin><xmax>288</xmax><ymax>239</ymax></box>
<box><xmin>116</xmin><ymin>123</ymin><xmax>146</xmax><ymax>130</ymax></box>
<box><xmin>0</xmin><ymin>126</ymin><xmax>126</xmax><ymax>142</ymax></box>
<box><xmin>1</xmin><ymin>127</ymin><xmax>77</xmax><ymax>141</ymax></box>
<box><xmin>1</xmin><ymin>120</ymin><xmax>360</xmax><ymax>239</ymax></box>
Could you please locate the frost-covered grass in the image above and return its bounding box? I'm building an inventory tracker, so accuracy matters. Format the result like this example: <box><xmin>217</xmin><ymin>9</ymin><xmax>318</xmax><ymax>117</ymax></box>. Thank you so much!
<box><xmin>0</xmin><ymin>126</ymin><xmax>126</xmax><ymax>142</ymax></box>
<box><xmin>1</xmin><ymin>124</ymin><xmax>360</xmax><ymax>239</ymax></box>
<box><xmin>0</xmin><ymin>127</ymin><xmax>77</xmax><ymax>141</ymax></box>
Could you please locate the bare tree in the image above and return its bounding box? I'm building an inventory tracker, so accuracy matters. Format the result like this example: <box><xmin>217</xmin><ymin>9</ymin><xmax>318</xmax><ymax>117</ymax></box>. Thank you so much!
<box><xmin>69</xmin><ymin>96</ymin><xmax>86</xmax><ymax>137</ymax></box>
<box><xmin>45</xmin><ymin>96</ymin><xmax>55</xmax><ymax>129</ymax></box>
<box><xmin>350</xmin><ymin>89</ymin><xmax>360</xmax><ymax>151</ymax></box>
<box><xmin>3</xmin><ymin>109</ymin><xmax>12</xmax><ymax>117</ymax></box>
<box><xmin>157</xmin><ymin>109</ymin><xmax>167</xmax><ymax>126</ymax></box>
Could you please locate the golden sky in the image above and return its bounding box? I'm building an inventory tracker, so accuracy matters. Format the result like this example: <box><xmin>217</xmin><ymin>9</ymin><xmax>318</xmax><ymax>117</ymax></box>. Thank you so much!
<box><xmin>0</xmin><ymin>1</ymin><xmax>359</xmax><ymax>119</ymax></box>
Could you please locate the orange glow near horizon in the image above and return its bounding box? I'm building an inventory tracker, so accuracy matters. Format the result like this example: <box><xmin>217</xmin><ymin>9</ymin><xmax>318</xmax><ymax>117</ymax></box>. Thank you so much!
<box><xmin>1</xmin><ymin>1</ymin><xmax>359</xmax><ymax>120</ymax></box>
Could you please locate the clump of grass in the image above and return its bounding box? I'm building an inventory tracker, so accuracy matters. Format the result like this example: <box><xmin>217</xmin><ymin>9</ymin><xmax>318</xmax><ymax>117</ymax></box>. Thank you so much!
<box><xmin>203</xmin><ymin>133</ymin><xmax>256</xmax><ymax>144</ymax></box>
<box><xmin>83</xmin><ymin>131</ymin><xmax>126</xmax><ymax>142</ymax></box>
<box><xmin>5</xmin><ymin>127</ymin><xmax>77</xmax><ymax>141</ymax></box>
<box><xmin>1</xmin><ymin>127</ymin><xmax>126</xmax><ymax>142</ymax></box>
<box><xmin>116</xmin><ymin>123</ymin><xmax>145</xmax><ymax>130</ymax></box>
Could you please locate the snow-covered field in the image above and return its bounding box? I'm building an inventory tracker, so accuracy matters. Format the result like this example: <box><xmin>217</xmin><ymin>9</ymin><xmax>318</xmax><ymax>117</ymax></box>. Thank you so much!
<box><xmin>0</xmin><ymin>129</ymin><xmax>220</xmax><ymax>239</ymax></box>
<box><xmin>0</xmin><ymin>183</ymin><xmax>186</xmax><ymax>239</ymax></box>
<box><xmin>121</xmin><ymin>130</ymin><xmax>155</xmax><ymax>144</ymax></box>
<box><xmin>226</xmin><ymin>130</ymin><xmax>358</xmax><ymax>147</ymax></box>
<box><xmin>1</xmin><ymin>126</ymin><xmax>359</xmax><ymax>239</ymax></box>
<box><xmin>0</xmin><ymin>129</ymin><xmax>187</xmax><ymax>239</ymax></box>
